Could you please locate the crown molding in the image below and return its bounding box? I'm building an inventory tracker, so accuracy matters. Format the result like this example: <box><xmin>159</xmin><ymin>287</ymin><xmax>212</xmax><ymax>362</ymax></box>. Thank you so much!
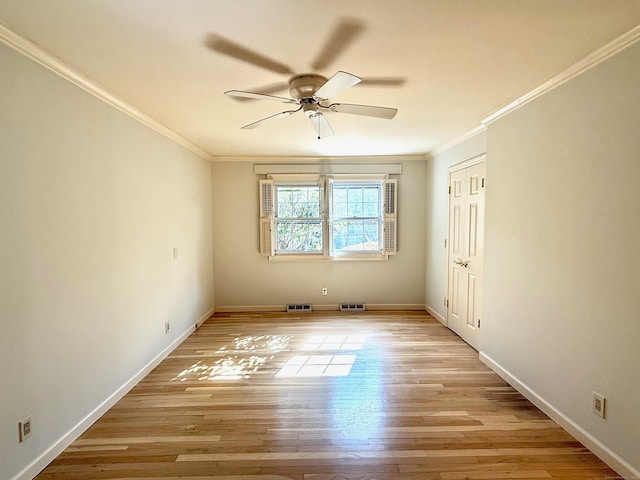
<box><xmin>427</xmin><ymin>124</ymin><xmax>487</xmax><ymax>159</ymax></box>
<box><xmin>482</xmin><ymin>25</ymin><xmax>640</xmax><ymax>125</ymax></box>
<box><xmin>0</xmin><ymin>22</ymin><xmax>214</xmax><ymax>161</ymax></box>
<box><xmin>212</xmin><ymin>154</ymin><xmax>427</xmax><ymax>163</ymax></box>
<box><xmin>253</xmin><ymin>163</ymin><xmax>403</xmax><ymax>175</ymax></box>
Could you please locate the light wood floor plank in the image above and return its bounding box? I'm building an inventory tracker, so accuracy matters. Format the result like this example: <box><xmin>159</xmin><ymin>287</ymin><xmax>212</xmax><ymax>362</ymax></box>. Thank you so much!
<box><xmin>35</xmin><ymin>311</ymin><xmax>620</xmax><ymax>479</ymax></box>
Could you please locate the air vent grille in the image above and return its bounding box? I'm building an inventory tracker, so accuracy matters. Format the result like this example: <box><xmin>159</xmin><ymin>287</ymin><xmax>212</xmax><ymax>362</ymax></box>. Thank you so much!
<box><xmin>286</xmin><ymin>304</ymin><xmax>312</xmax><ymax>312</ymax></box>
<box><xmin>340</xmin><ymin>303</ymin><xmax>366</xmax><ymax>312</ymax></box>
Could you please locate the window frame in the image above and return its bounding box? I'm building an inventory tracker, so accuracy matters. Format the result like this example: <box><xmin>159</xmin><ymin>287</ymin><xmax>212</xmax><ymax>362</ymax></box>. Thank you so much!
<box><xmin>259</xmin><ymin>174</ymin><xmax>397</xmax><ymax>261</ymax></box>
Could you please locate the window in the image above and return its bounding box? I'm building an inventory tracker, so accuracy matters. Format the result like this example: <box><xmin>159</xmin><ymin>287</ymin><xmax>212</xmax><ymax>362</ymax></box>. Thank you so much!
<box><xmin>259</xmin><ymin>175</ymin><xmax>397</xmax><ymax>259</ymax></box>
<box><xmin>275</xmin><ymin>183</ymin><xmax>323</xmax><ymax>253</ymax></box>
<box><xmin>331</xmin><ymin>182</ymin><xmax>382</xmax><ymax>252</ymax></box>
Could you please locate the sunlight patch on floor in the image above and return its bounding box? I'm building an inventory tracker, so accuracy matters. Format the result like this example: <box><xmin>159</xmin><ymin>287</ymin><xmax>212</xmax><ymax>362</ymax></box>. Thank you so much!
<box><xmin>303</xmin><ymin>334</ymin><xmax>365</xmax><ymax>351</ymax></box>
<box><xmin>173</xmin><ymin>334</ymin><xmax>291</xmax><ymax>381</ymax></box>
<box><xmin>276</xmin><ymin>354</ymin><xmax>356</xmax><ymax>378</ymax></box>
<box><xmin>276</xmin><ymin>334</ymin><xmax>366</xmax><ymax>378</ymax></box>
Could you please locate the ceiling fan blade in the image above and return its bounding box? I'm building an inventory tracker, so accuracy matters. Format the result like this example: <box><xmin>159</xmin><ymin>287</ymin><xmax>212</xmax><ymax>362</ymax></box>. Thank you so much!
<box><xmin>311</xmin><ymin>17</ymin><xmax>364</xmax><ymax>71</ymax></box>
<box><xmin>228</xmin><ymin>82</ymin><xmax>290</xmax><ymax>102</ymax></box>
<box><xmin>308</xmin><ymin>112</ymin><xmax>334</xmax><ymax>139</ymax></box>
<box><xmin>241</xmin><ymin>108</ymin><xmax>301</xmax><ymax>129</ymax></box>
<box><xmin>358</xmin><ymin>77</ymin><xmax>407</xmax><ymax>87</ymax></box>
<box><xmin>205</xmin><ymin>34</ymin><xmax>293</xmax><ymax>75</ymax></box>
<box><xmin>314</xmin><ymin>71</ymin><xmax>361</xmax><ymax>101</ymax></box>
<box><xmin>327</xmin><ymin>102</ymin><xmax>398</xmax><ymax>119</ymax></box>
<box><xmin>225</xmin><ymin>90</ymin><xmax>298</xmax><ymax>104</ymax></box>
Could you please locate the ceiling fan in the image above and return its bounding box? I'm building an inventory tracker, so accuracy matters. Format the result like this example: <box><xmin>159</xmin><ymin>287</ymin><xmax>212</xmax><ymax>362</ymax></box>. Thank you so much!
<box><xmin>224</xmin><ymin>71</ymin><xmax>397</xmax><ymax>139</ymax></box>
<box><xmin>205</xmin><ymin>18</ymin><xmax>402</xmax><ymax>139</ymax></box>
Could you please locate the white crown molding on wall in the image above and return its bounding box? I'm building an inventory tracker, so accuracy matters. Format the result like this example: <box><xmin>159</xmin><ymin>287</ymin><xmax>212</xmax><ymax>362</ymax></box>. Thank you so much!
<box><xmin>482</xmin><ymin>24</ymin><xmax>640</xmax><ymax>125</ymax></box>
<box><xmin>253</xmin><ymin>163</ymin><xmax>403</xmax><ymax>175</ymax></box>
<box><xmin>0</xmin><ymin>22</ymin><xmax>214</xmax><ymax>162</ymax></box>
<box><xmin>427</xmin><ymin>124</ymin><xmax>487</xmax><ymax>159</ymax></box>
<box><xmin>213</xmin><ymin>154</ymin><xmax>427</xmax><ymax>163</ymax></box>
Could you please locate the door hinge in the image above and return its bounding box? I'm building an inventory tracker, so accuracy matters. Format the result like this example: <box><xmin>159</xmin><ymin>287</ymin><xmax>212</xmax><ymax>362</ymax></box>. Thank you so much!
<box><xmin>445</xmin><ymin>298</ymin><xmax>449</xmax><ymax>308</ymax></box>
<box><xmin>444</xmin><ymin>238</ymin><xmax>447</xmax><ymax>248</ymax></box>
<box><xmin>481</xmin><ymin>178</ymin><xmax>485</xmax><ymax>188</ymax></box>
<box><xmin>477</xmin><ymin>319</ymin><xmax>481</xmax><ymax>328</ymax></box>
<box><xmin>448</xmin><ymin>185</ymin><xmax>451</xmax><ymax>194</ymax></box>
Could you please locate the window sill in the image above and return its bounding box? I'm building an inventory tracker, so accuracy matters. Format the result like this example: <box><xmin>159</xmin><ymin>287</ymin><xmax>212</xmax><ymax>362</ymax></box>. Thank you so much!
<box><xmin>268</xmin><ymin>253</ymin><xmax>389</xmax><ymax>262</ymax></box>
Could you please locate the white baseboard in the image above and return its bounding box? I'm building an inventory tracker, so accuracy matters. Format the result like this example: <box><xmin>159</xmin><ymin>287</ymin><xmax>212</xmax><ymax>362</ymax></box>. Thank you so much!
<box><xmin>365</xmin><ymin>304</ymin><xmax>425</xmax><ymax>311</ymax></box>
<box><xmin>196</xmin><ymin>306</ymin><xmax>215</xmax><ymax>326</ymax></box>
<box><xmin>479</xmin><ymin>352</ymin><xmax>639</xmax><ymax>480</ymax></box>
<box><xmin>13</xmin><ymin>306</ymin><xmax>215</xmax><ymax>480</ymax></box>
<box><xmin>214</xmin><ymin>304</ymin><xmax>426</xmax><ymax>313</ymax></box>
<box><xmin>425</xmin><ymin>303</ymin><xmax>446</xmax><ymax>325</ymax></box>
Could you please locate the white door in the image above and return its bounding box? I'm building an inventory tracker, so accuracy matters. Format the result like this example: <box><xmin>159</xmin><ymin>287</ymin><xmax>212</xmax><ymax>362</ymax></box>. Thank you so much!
<box><xmin>447</xmin><ymin>160</ymin><xmax>485</xmax><ymax>350</ymax></box>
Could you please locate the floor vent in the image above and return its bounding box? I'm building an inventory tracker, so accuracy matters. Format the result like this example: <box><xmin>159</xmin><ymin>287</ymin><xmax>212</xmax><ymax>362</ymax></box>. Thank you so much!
<box><xmin>286</xmin><ymin>304</ymin><xmax>312</xmax><ymax>313</ymax></box>
<box><xmin>340</xmin><ymin>303</ymin><xmax>366</xmax><ymax>312</ymax></box>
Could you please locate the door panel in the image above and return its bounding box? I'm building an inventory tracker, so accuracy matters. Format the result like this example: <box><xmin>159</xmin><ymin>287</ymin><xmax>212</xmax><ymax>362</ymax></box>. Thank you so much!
<box><xmin>447</xmin><ymin>161</ymin><xmax>485</xmax><ymax>351</ymax></box>
<box><xmin>453</xmin><ymin>178</ymin><xmax>463</xmax><ymax>197</ymax></box>
<box><xmin>452</xmin><ymin>205</ymin><xmax>462</xmax><ymax>254</ymax></box>
<box><xmin>469</xmin><ymin>203</ymin><xmax>478</xmax><ymax>257</ymax></box>
<box><xmin>470</xmin><ymin>174</ymin><xmax>481</xmax><ymax>195</ymax></box>
<box><xmin>467</xmin><ymin>273</ymin><xmax>476</xmax><ymax>328</ymax></box>
<box><xmin>451</xmin><ymin>266</ymin><xmax>461</xmax><ymax>318</ymax></box>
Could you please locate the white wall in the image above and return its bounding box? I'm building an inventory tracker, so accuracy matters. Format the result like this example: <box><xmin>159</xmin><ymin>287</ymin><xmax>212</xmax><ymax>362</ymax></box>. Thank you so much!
<box><xmin>482</xmin><ymin>42</ymin><xmax>640</xmax><ymax>474</ymax></box>
<box><xmin>0</xmin><ymin>43</ymin><xmax>215</xmax><ymax>479</ymax></box>
<box><xmin>211</xmin><ymin>160</ymin><xmax>426</xmax><ymax>309</ymax></box>
<box><xmin>424</xmin><ymin>131</ymin><xmax>487</xmax><ymax>322</ymax></box>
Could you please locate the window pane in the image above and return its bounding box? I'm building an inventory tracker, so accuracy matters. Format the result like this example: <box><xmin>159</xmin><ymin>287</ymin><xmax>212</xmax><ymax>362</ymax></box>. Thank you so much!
<box><xmin>332</xmin><ymin>184</ymin><xmax>380</xmax><ymax>219</ymax></box>
<box><xmin>347</xmin><ymin>187</ymin><xmax>363</xmax><ymax>203</ymax></box>
<box><xmin>363</xmin><ymin>201</ymin><xmax>378</xmax><ymax>217</ymax></box>
<box><xmin>363</xmin><ymin>187</ymin><xmax>379</xmax><ymax>202</ymax></box>
<box><xmin>334</xmin><ymin>201</ymin><xmax>348</xmax><ymax>217</ymax></box>
<box><xmin>277</xmin><ymin>220</ymin><xmax>323</xmax><ymax>252</ymax></box>
<box><xmin>277</xmin><ymin>185</ymin><xmax>320</xmax><ymax>218</ymax></box>
<box><xmin>333</xmin><ymin>219</ymin><xmax>379</xmax><ymax>251</ymax></box>
<box><xmin>347</xmin><ymin>201</ymin><xmax>363</xmax><ymax>217</ymax></box>
<box><xmin>333</xmin><ymin>186</ymin><xmax>347</xmax><ymax>201</ymax></box>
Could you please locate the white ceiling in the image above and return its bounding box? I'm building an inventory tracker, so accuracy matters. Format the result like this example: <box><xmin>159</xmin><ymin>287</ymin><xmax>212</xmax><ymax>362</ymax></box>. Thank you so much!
<box><xmin>1</xmin><ymin>0</ymin><xmax>639</xmax><ymax>159</ymax></box>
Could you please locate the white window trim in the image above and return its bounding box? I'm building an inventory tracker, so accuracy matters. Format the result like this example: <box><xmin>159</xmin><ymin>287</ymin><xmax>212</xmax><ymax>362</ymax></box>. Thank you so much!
<box><xmin>260</xmin><ymin>174</ymin><xmax>397</xmax><ymax>261</ymax></box>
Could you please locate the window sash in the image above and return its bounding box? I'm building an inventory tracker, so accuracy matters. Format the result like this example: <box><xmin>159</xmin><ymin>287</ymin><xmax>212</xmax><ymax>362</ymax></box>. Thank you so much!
<box><xmin>330</xmin><ymin>180</ymin><xmax>383</xmax><ymax>254</ymax></box>
<box><xmin>331</xmin><ymin>218</ymin><xmax>382</xmax><ymax>253</ymax></box>
<box><xmin>275</xmin><ymin>218</ymin><xmax>324</xmax><ymax>254</ymax></box>
<box><xmin>274</xmin><ymin>182</ymin><xmax>323</xmax><ymax>254</ymax></box>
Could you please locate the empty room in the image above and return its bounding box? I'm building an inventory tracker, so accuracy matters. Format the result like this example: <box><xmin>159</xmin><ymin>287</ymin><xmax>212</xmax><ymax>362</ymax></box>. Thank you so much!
<box><xmin>1</xmin><ymin>1</ymin><xmax>639</xmax><ymax>479</ymax></box>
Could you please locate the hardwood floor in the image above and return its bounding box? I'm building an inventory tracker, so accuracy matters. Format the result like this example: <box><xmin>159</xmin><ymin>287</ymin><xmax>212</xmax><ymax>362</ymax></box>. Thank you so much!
<box><xmin>36</xmin><ymin>311</ymin><xmax>620</xmax><ymax>480</ymax></box>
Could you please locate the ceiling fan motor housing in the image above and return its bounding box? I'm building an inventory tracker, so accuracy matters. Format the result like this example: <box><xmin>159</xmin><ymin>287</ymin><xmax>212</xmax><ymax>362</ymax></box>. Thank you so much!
<box><xmin>289</xmin><ymin>74</ymin><xmax>327</xmax><ymax>100</ymax></box>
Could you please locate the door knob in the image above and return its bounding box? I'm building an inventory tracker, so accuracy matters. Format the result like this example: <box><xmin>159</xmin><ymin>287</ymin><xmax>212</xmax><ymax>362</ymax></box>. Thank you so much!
<box><xmin>453</xmin><ymin>259</ymin><xmax>469</xmax><ymax>268</ymax></box>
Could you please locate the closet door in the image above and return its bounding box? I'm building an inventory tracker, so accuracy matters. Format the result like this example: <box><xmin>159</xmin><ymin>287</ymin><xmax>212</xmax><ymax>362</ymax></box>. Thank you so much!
<box><xmin>447</xmin><ymin>160</ymin><xmax>485</xmax><ymax>350</ymax></box>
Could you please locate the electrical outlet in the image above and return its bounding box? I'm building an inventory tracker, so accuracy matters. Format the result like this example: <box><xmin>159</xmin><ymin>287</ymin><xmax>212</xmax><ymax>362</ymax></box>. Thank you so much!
<box><xmin>322</xmin><ymin>287</ymin><xmax>328</xmax><ymax>296</ymax></box>
<box><xmin>592</xmin><ymin>392</ymin><xmax>605</xmax><ymax>418</ymax></box>
<box><xmin>18</xmin><ymin>417</ymin><xmax>32</xmax><ymax>442</ymax></box>
<box><xmin>164</xmin><ymin>322</ymin><xmax>170</xmax><ymax>334</ymax></box>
